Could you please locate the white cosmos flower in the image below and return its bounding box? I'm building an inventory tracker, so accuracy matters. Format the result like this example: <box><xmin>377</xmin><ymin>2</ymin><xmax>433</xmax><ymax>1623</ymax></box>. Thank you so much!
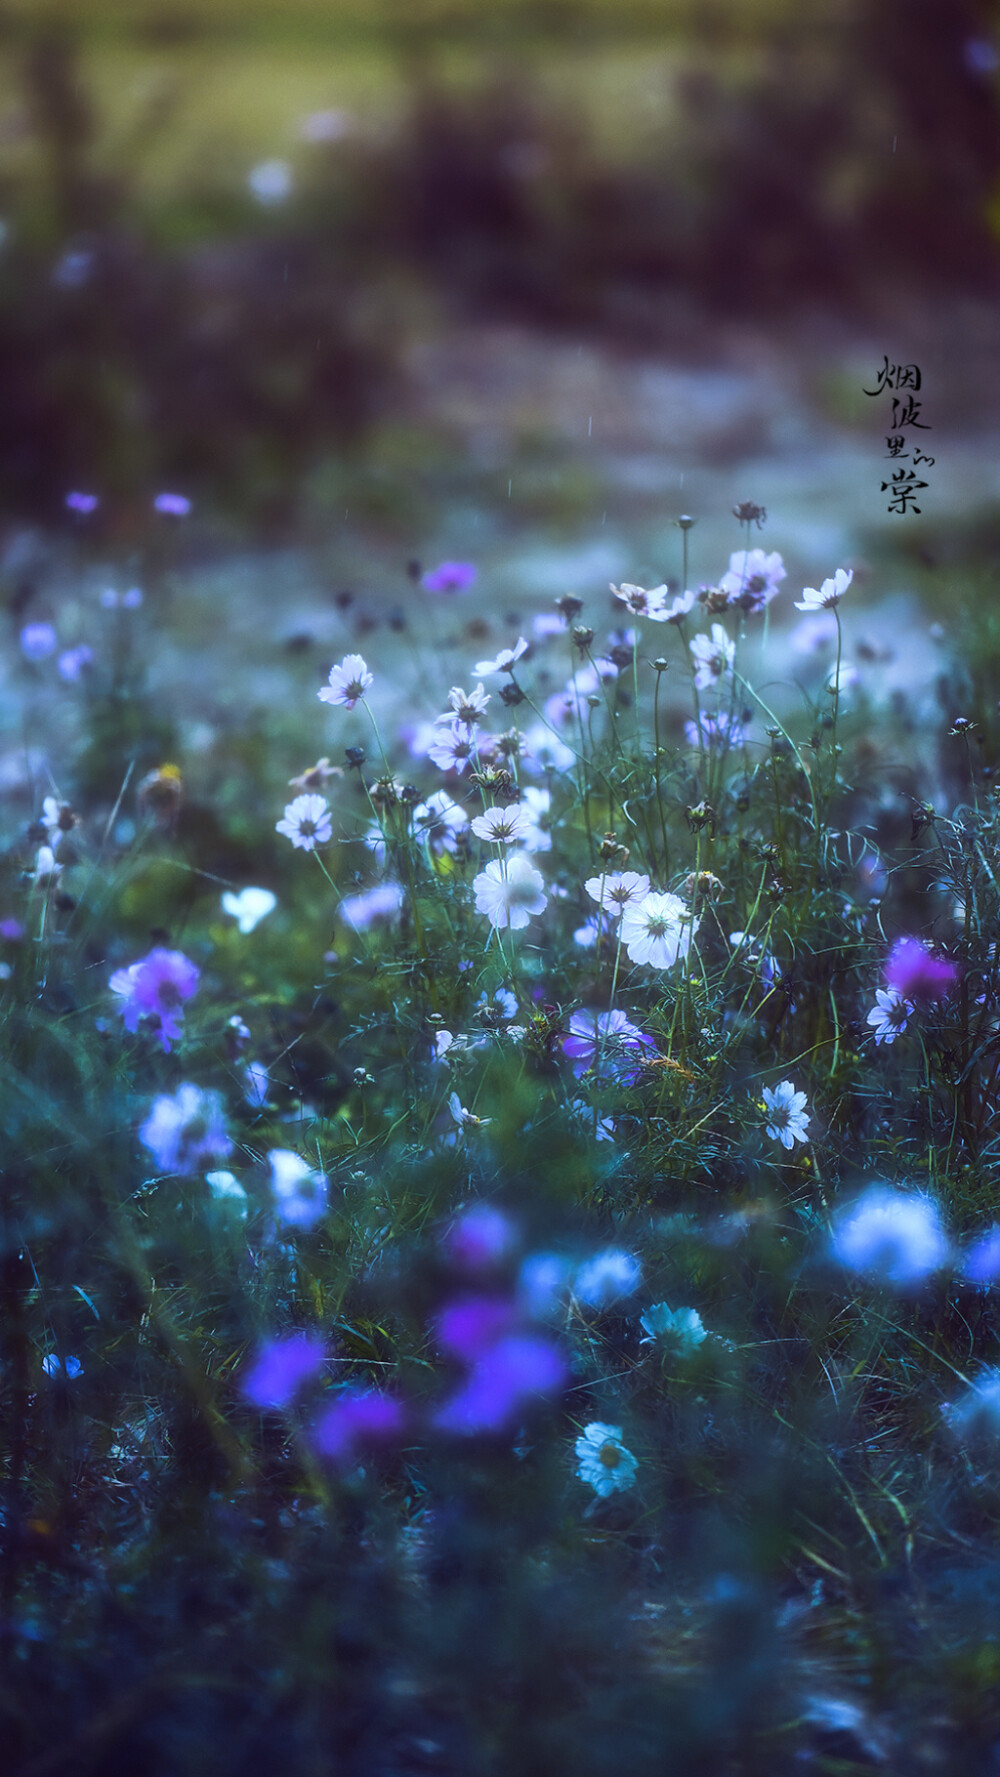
<box><xmin>720</xmin><ymin>548</ymin><xmax>786</xmax><ymax>612</ymax></box>
<box><xmin>620</xmin><ymin>890</ymin><xmax>694</xmax><ymax>968</ymax></box>
<box><xmin>426</xmin><ymin>721</ymin><xmax>477</xmax><ymax>774</ymax></box>
<box><xmin>866</xmin><ymin>987</ymin><xmax>914</xmax><ymax>1046</ymax></box>
<box><xmin>221</xmin><ymin>887</ymin><xmax>277</xmax><ymax>933</ymax></box>
<box><xmin>268</xmin><ymin>1149</ymin><xmax>328</xmax><ymax>1229</ymax></box>
<box><xmin>761</xmin><ymin>1080</ymin><xmax>810</xmax><ymax>1149</ymax></box>
<box><xmin>574</xmin><ymin>1249</ymin><xmax>642</xmax><ymax>1306</ymax></box>
<box><xmin>795</xmin><ymin>567</ymin><xmax>853</xmax><ymax>611</ymax></box>
<box><xmin>473</xmin><ymin>636</ymin><xmax>529</xmax><ymax>676</ymax></box>
<box><xmin>689</xmin><ymin>623</ymin><xmax>735</xmax><ymax>689</ymax></box>
<box><xmin>639</xmin><ymin>1303</ymin><xmax>707</xmax><ymax>1352</ymax></box>
<box><xmin>520</xmin><ymin>723</ymin><xmax>575</xmax><ymax>775</ymax></box>
<box><xmin>276</xmin><ymin>793</ymin><xmax>332</xmax><ymax>851</ymax></box>
<box><xmin>436</xmin><ymin>683</ymin><xmax>490</xmax><ymax>727</ymax></box>
<box><xmin>584</xmin><ymin>870</ymin><xmax>651</xmax><ymax>916</ymax></box>
<box><xmin>412</xmin><ymin>790</ymin><xmax>468</xmax><ymax>854</ymax></box>
<box><xmin>448</xmin><ymin>1091</ymin><xmax>491</xmax><ymax>1131</ymax></box>
<box><xmin>518</xmin><ymin>785</ymin><xmax>552</xmax><ymax>852</ymax></box>
<box><xmin>574</xmin><ymin>1422</ymin><xmax>638</xmax><ymax>1497</ymax></box>
<box><xmin>611</xmin><ymin>582</ymin><xmax>669</xmax><ymax>621</ymax></box>
<box><xmin>473</xmin><ymin>854</ymin><xmax>547</xmax><ymax>930</ymax></box>
<box><xmin>471</xmin><ymin>804</ymin><xmax>534</xmax><ymax>845</ymax></box>
<box><xmin>318</xmin><ymin>654</ymin><xmax>373</xmax><ymax>710</ymax></box>
<box><xmin>663</xmin><ymin>588</ymin><xmax>698</xmax><ymax>624</ymax></box>
<box><xmin>829</xmin><ymin>1187</ymin><xmax>950</xmax><ymax>1285</ymax></box>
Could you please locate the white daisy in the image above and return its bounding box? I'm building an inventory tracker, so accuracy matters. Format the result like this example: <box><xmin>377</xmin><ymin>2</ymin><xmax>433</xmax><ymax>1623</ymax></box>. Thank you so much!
<box><xmin>473</xmin><ymin>636</ymin><xmax>529</xmax><ymax>676</ymax></box>
<box><xmin>473</xmin><ymin>854</ymin><xmax>548</xmax><ymax>930</ymax></box>
<box><xmin>318</xmin><ymin>653</ymin><xmax>373</xmax><ymax>710</ymax></box>
<box><xmin>866</xmin><ymin>987</ymin><xmax>914</xmax><ymax>1046</ymax></box>
<box><xmin>584</xmin><ymin>870</ymin><xmax>651</xmax><ymax>917</ymax></box>
<box><xmin>620</xmin><ymin>890</ymin><xmax>694</xmax><ymax>969</ymax></box>
<box><xmin>574</xmin><ymin>1422</ymin><xmax>638</xmax><ymax>1498</ymax></box>
<box><xmin>471</xmin><ymin>804</ymin><xmax>534</xmax><ymax>845</ymax></box>
<box><xmin>221</xmin><ymin>887</ymin><xmax>277</xmax><ymax>933</ymax></box>
<box><xmin>795</xmin><ymin>567</ymin><xmax>853</xmax><ymax>612</ymax></box>
<box><xmin>761</xmin><ymin>1080</ymin><xmax>810</xmax><ymax>1149</ymax></box>
<box><xmin>518</xmin><ymin>785</ymin><xmax>552</xmax><ymax>853</ymax></box>
<box><xmin>611</xmin><ymin>581</ymin><xmax>669</xmax><ymax>621</ymax></box>
<box><xmin>275</xmin><ymin>793</ymin><xmax>332</xmax><ymax>851</ymax></box>
<box><xmin>689</xmin><ymin>623</ymin><xmax>735</xmax><ymax>689</ymax></box>
<box><xmin>436</xmin><ymin>683</ymin><xmax>491</xmax><ymax>727</ymax></box>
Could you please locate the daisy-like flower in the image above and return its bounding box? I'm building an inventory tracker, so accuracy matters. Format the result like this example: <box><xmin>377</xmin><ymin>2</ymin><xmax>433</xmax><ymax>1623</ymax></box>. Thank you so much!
<box><xmin>276</xmin><ymin>793</ymin><xmax>332</xmax><ymax>851</ymax></box>
<box><xmin>473</xmin><ymin>854</ymin><xmax>547</xmax><ymax>931</ymax></box>
<box><xmin>574</xmin><ymin>1422</ymin><xmax>638</xmax><ymax>1497</ymax></box>
<box><xmin>689</xmin><ymin>623</ymin><xmax>735</xmax><ymax>690</ymax></box>
<box><xmin>517</xmin><ymin>785</ymin><xmax>552</xmax><ymax>853</ymax></box>
<box><xmin>471</xmin><ymin>804</ymin><xmax>534</xmax><ymax>845</ymax></box>
<box><xmin>795</xmin><ymin>567</ymin><xmax>853</xmax><ymax>612</ymax></box>
<box><xmin>866</xmin><ymin>987</ymin><xmax>914</xmax><ymax>1045</ymax></box>
<box><xmin>761</xmin><ymin>1079</ymin><xmax>810</xmax><ymax>1149</ymax></box>
<box><xmin>437</xmin><ymin>683</ymin><xmax>490</xmax><ymax>727</ymax></box>
<box><xmin>41</xmin><ymin>797</ymin><xmax>79</xmax><ymax>852</ymax></box>
<box><xmin>339</xmin><ymin>882</ymin><xmax>404</xmax><ymax>930</ymax></box>
<box><xmin>413</xmin><ymin>790</ymin><xmax>468</xmax><ymax>854</ymax></box>
<box><xmin>139</xmin><ymin>1083</ymin><xmax>231</xmax><ymax>1175</ymax></box>
<box><xmin>830</xmin><ymin>1186</ymin><xmax>949</xmax><ymax>1286</ymax></box>
<box><xmin>288</xmin><ymin>757</ymin><xmax>341</xmax><ymax>793</ymax></box>
<box><xmin>318</xmin><ymin>653</ymin><xmax>373</xmax><ymax>710</ymax></box>
<box><xmin>221</xmin><ymin>887</ymin><xmax>277</xmax><ymax>933</ymax></box>
<box><xmin>109</xmin><ymin>948</ymin><xmax>200</xmax><ymax>1052</ymax></box>
<box><xmin>574</xmin><ymin>1249</ymin><xmax>642</xmax><ymax>1307</ymax></box>
<box><xmin>268</xmin><ymin>1149</ymin><xmax>329</xmax><ymax>1230</ymax></box>
<box><xmin>884</xmin><ymin>936</ymin><xmax>959</xmax><ymax>1004</ymax></box>
<box><xmin>620</xmin><ymin>890</ymin><xmax>694</xmax><ymax>969</ymax></box>
<box><xmin>562</xmin><ymin>1009</ymin><xmax>655</xmax><ymax>1083</ymax></box>
<box><xmin>422</xmin><ymin>561</ymin><xmax>477</xmax><ymax>594</ymax></box>
<box><xmin>520</xmin><ymin>723</ymin><xmax>575</xmax><ymax>775</ymax></box>
<box><xmin>242</xmin><ymin>1334</ymin><xmax>327</xmax><ymax>1410</ymax></box>
<box><xmin>663</xmin><ymin>588</ymin><xmax>698</xmax><ymax>624</ymax></box>
<box><xmin>719</xmin><ymin>548</ymin><xmax>786</xmax><ymax>613</ymax></box>
<box><xmin>584</xmin><ymin>870</ymin><xmax>651</xmax><ymax>916</ymax></box>
<box><xmin>426</xmin><ymin>721</ymin><xmax>477</xmax><ymax>774</ymax></box>
<box><xmin>611</xmin><ymin>582</ymin><xmax>669</xmax><ymax>620</ymax></box>
<box><xmin>639</xmin><ymin>1303</ymin><xmax>707</xmax><ymax>1353</ymax></box>
<box><xmin>473</xmin><ymin>636</ymin><xmax>529</xmax><ymax>676</ymax></box>
<box><xmin>448</xmin><ymin>1091</ymin><xmax>491</xmax><ymax>1132</ymax></box>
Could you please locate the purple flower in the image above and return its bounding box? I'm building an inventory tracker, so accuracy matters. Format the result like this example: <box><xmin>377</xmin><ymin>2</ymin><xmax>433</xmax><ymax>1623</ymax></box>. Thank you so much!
<box><xmin>311</xmin><ymin>1389</ymin><xmax>407</xmax><ymax>1465</ymax></box>
<box><xmin>433</xmin><ymin>1334</ymin><xmax>567</xmax><ymax>1434</ymax></box>
<box><xmin>20</xmin><ymin>623</ymin><xmax>57</xmax><ymax>661</ymax></box>
<box><xmin>139</xmin><ymin>1083</ymin><xmax>231</xmax><ymax>1174</ymax></box>
<box><xmin>339</xmin><ymin>882</ymin><xmax>404</xmax><ymax>931</ymax></box>
<box><xmin>445</xmin><ymin>1204</ymin><xmax>517</xmax><ymax>1271</ymax></box>
<box><xmin>562</xmin><ymin>1009</ymin><xmax>655</xmax><ymax>1084</ymax></box>
<box><xmin>153</xmin><ymin>492</ymin><xmax>191</xmax><ymax>517</ymax></box>
<box><xmin>58</xmin><ymin>645</ymin><xmax>94</xmax><ymax>682</ymax></box>
<box><xmin>435</xmin><ymin>1297</ymin><xmax>518</xmax><ymax>1361</ymax></box>
<box><xmin>108</xmin><ymin>947</ymin><xmax>200</xmax><ymax>1051</ymax></box>
<box><xmin>0</xmin><ymin>918</ymin><xmax>25</xmax><ymax>941</ymax></box>
<box><xmin>65</xmin><ymin>491</ymin><xmax>99</xmax><ymax>514</ymax></box>
<box><xmin>962</xmin><ymin>1226</ymin><xmax>1000</xmax><ymax>1287</ymax></box>
<box><xmin>684</xmin><ymin>711</ymin><xmax>746</xmax><ymax>750</ymax></box>
<box><xmin>421</xmin><ymin>561</ymin><xmax>477</xmax><ymax>594</ymax></box>
<box><xmin>242</xmin><ymin>1333</ymin><xmax>327</xmax><ymax>1409</ymax></box>
<box><xmin>884</xmin><ymin>937</ymin><xmax>959</xmax><ymax>1004</ymax></box>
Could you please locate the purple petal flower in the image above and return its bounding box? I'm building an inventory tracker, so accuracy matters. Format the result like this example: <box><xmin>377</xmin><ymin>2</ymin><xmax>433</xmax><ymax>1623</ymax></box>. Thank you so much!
<box><xmin>139</xmin><ymin>1083</ymin><xmax>231</xmax><ymax>1175</ymax></box>
<box><xmin>562</xmin><ymin>1009</ymin><xmax>655</xmax><ymax>1084</ymax></box>
<box><xmin>433</xmin><ymin>1334</ymin><xmax>568</xmax><ymax>1434</ymax></box>
<box><xmin>58</xmin><ymin>645</ymin><xmax>94</xmax><ymax>682</ymax></box>
<box><xmin>20</xmin><ymin>623</ymin><xmax>57</xmax><ymax>661</ymax></box>
<box><xmin>421</xmin><ymin>561</ymin><xmax>477</xmax><ymax>594</ymax></box>
<box><xmin>310</xmin><ymin>1389</ymin><xmax>406</xmax><ymax>1464</ymax></box>
<box><xmin>435</xmin><ymin>1296</ymin><xmax>518</xmax><ymax>1361</ymax></box>
<box><xmin>242</xmin><ymin>1333</ymin><xmax>327</xmax><ymax>1409</ymax></box>
<box><xmin>65</xmin><ymin>491</ymin><xmax>100</xmax><ymax>514</ymax></box>
<box><xmin>445</xmin><ymin>1204</ymin><xmax>517</xmax><ymax>1271</ymax></box>
<box><xmin>108</xmin><ymin>947</ymin><xmax>200</xmax><ymax>1051</ymax></box>
<box><xmin>962</xmin><ymin>1226</ymin><xmax>1000</xmax><ymax>1286</ymax></box>
<box><xmin>153</xmin><ymin>492</ymin><xmax>192</xmax><ymax>517</ymax></box>
<box><xmin>884</xmin><ymin>937</ymin><xmax>959</xmax><ymax>1004</ymax></box>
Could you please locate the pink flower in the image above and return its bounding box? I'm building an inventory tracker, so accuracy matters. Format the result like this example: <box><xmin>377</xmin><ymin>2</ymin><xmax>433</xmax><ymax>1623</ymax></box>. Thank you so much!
<box><xmin>109</xmin><ymin>948</ymin><xmax>200</xmax><ymax>1051</ymax></box>
<box><xmin>884</xmin><ymin>937</ymin><xmax>959</xmax><ymax>1004</ymax></box>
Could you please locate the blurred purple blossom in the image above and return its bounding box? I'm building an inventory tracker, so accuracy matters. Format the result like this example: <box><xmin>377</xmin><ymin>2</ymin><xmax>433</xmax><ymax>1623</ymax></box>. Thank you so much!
<box><xmin>562</xmin><ymin>1009</ymin><xmax>655</xmax><ymax>1084</ymax></box>
<box><xmin>58</xmin><ymin>645</ymin><xmax>94</xmax><ymax>682</ymax></box>
<box><xmin>108</xmin><ymin>947</ymin><xmax>200</xmax><ymax>1051</ymax></box>
<box><xmin>154</xmin><ymin>492</ymin><xmax>192</xmax><ymax>517</ymax></box>
<box><xmin>884</xmin><ymin>937</ymin><xmax>959</xmax><ymax>1004</ymax></box>
<box><xmin>435</xmin><ymin>1297</ymin><xmax>518</xmax><ymax>1361</ymax></box>
<box><xmin>311</xmin><ymin>1389</ymin><xmax>406</xmax><ymax>1464</ymax></box>
<box><xmin>242</xmin><ymin>1333</ymin><xmax>327</xmax><ymax>1409</ymax></box>
<box><xmin>445</xmin><ymin>1204</ymin><xmax>517</xmax><ymax>1271</ymax></box>
<box><xmin>433</xmin><ymin>1334</ymin><xmax>567</xmax><ymax>1434</ymax></box>
<box><xmin>65</xmin><ymin>491</ymin><xmax>99</xmax><ymax>514</ymax></box>
<box><xmin>20</xmin><ymin>623</ymin><xmax>57</xmax><ymax>661</ymax></box>
<box><xmin>339</xmin><ymin>882</ymin><xmax>404</xmax><ymax>931</ymax></box>
<box><xmin>962</xmin><ymin>1226</ymin><xmax>1000</xmax><ymax>1287</ymax></box>
<box><xmin>421</xmin><ymin>561</ymin><xmax>477</xmax><ymax>594</ymax></box>
<box><xmin>139</xmin><ymin>1083</ymin><xmax>232</xmax><ymax>1175</ymax></box>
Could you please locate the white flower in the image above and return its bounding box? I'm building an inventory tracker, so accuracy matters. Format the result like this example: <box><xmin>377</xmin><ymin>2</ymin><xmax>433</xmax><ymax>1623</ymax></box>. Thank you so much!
<box><xmin>412</xmin><ymin>790</ymin><xmax>468</xmax><ymax>854</ymax></box>
<box><xmin>248</xmin><ymin>159</ymin><xmax>293</xmax><ymax>204</ymax></box>
<box><xmin>620</xmin><ymin>890</ymin><xmax>694</xmax><ymax>969</ymax></box>
<box><xmin>689</xmin><ymin>623</ymin><xmax>735</xmax><ymax>689</ymax></box>
<box><xmin>518</xmin><ymin>785</ymin><xmax>552</xmax><ymax>852</ymax></box>
<box><xmin>827</xmin><ymin>661</ymin><xmax>859</xmax><ymax>694</ymax></box>
<box><xmin>32</xmin><ymin>845</ymin><xmax>62</xmax><ymax>888</ymax></box>
<box><xmin>520</xmin><ymin>723</ymin><xmax>575</xmax><ymax>776</ymax></box>
<box><xmin>761</xmin><ymin>1080</ymin><xmax>810</xmax><ymax>1149</ymax></box>
<box><xmin>268</xmin><ymin>1149</ymin><xmax>328</xmax><ymax>1230</ymax></box>
<box><xmin>611</xmin><ymin>581</ymin><xmax>669</xmax><ymax>621</ymax></box>
<box><xmin>570</xmin><ymin>1099</ymin><xmax>616</xmax><ymax>1142</ymax></box>
<box><xmin>574</xmin><ymin>1422</ymin><xmax>638</xmax><ymax>1497</ymax></box>
<box><xmin>584</xmin><ymin>870</ymin><xmax>651</xmax><ymax>916</ymax></box>
<box><xmin>663</xmin><ymin>588</ymin><xmax>698</xmax><ymax>624</ymax></box>
<box><xmin>795</xmin><ymin>567</ymin><xmax>853</xmax><ymax>612</ymax></box>
<box><xmin>41</xmin><ymin>797</ymin><xmax>75</xmax><ymax>852</ymax></box>
<box><xmin>941</xmin><ymin>1369</ymin><xmax>1000</xmax><ymax>1441</ymax></box>
<box><xmin>276</xmin><ymin>793</ymin><xmax>332</xmax><ymax>851</ymax></box>
<box><xmin>639</xmin><ymin>1303</ymin><xmax>707</xmax><ymax>1352</ymax></box>
<box><xmin>574</xmin><ymin>1249</ymin><xmax>642</xmax><ymax>1307</ymax></box>
<box><xmin>866</xmin><ymin>988</ymin><xmax>914</xmax><ymax>1046</ymax></box>
<box><xmin>205</xmin><ymin>1170</ymin><xmax>249</xmax><ymax>1217</ymax></box>
<box><xmin>426</xmin><ymin>721</ymin><xmax>477</xmax><ymax>774</ymax></box>
<box><xmin>244</xmin><ymin>1062</ymin><xmax>270</xmax><ymax>1107</ymax></box>
<box><xmin>42</xmin><ymin>1354</ymin><xmax>83</xmax><ymax>1380</ymax></box>
<box><xmin>829</xmin><ymin>1186</ymin><xmax>950</xmax><ymax>1285</ymax></box>
<box><xmin>448</xmin><ymin>1091</ymin><xmax>491</xmax><ymax>1132</ymax></box>
<box><xmin>436</xmin><ymin>683</ymin><xmax>490</xmax><ymax>727</ymax></box>
<box><xmin>318</xmin><ymin>653</ymin><xmax>373</xmax><ymax>710</ymax></box>
<box><xmin>719</xmin><ymin>548</ymin><xmax>786</xmax><ymax>612</ymax></box>
<box><xmin>471</xmin><ymin>804</ymin><xmax>534</xmax><ymax>845</ymax></box>
<box><xmin>473</xmin><ymin>636</ymin><xmax>529</xmax><ymax>675</ymax></box>
<box><xmin>473</xmin><ymin>855</ymin><xmax>547</xmax><ymax>930</ymax></box>
<box><xmin>221</xmin><ymin>887</ymin><xmax>277</xmax><ymax>933</ymax></box>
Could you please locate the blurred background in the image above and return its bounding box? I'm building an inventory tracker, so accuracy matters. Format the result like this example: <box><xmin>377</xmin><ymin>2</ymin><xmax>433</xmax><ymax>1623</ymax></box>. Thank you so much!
<box><xmin>0</xmin><ymin>0</ymin><xmax>996</xmax><ymax>564</ymax></box>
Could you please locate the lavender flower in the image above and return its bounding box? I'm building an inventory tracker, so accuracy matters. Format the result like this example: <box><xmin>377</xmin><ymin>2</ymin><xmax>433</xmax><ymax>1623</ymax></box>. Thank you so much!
<box><xmin>562</xmin><ymin>1009</ymin><xmax>655</xmax><ymax>1084</ymax></box>
<box><xmin>311</xmin><ymin>1390</ymin><xmax>406</xmax><ymax>1464</ymax></box>
<box><xmin>421</xmin><ymin>561</ymin><xmax>477</xmax><ymax>594</ymax></box>
<box><xmin>884</xmin><ymin>938</ymin><xmax>959</xmax><ymax>1004</ymax></box>
<box><xmin>830</xmin><ymin>1187</ymin><xmax>950</xmax><ymax>1286</ymax></box>
<box><xmin>434</xmin><ymin>1334</ymin><xmax>567</xmax><ymax>1434</ymax></box>
<box><xmin>109</xmin><ymin>948</ymin><xmax>200</xmax><ymax>1052</ymax></box>
<box><xmin>139</xmin><ymin>1084</ymin><xmax>232</xmax><ymax>1175</ymax></box>
<box><xmin>242</xmin><ymin>1333</ymin><xmax>327</xmax><ymax>1409</ymax></box>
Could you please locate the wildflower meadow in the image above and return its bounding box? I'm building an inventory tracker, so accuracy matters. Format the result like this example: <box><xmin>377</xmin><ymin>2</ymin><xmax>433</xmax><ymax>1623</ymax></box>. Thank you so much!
<box><xmin>3</xmin><ymin>3</ymin><xmax>1000</xmax><ymax>1773</ymax></box>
